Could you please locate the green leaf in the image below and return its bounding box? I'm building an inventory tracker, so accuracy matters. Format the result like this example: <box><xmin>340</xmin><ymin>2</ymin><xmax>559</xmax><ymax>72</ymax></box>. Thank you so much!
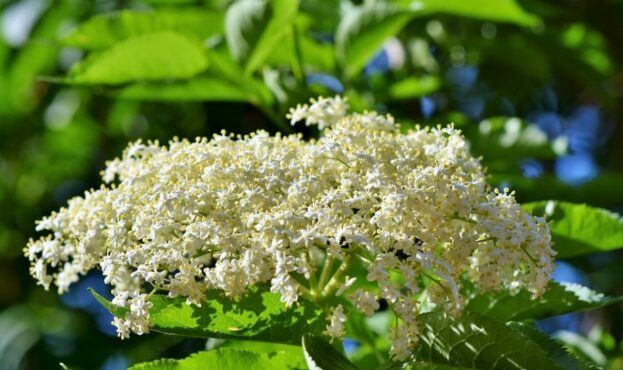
<box><xmin>336</xmin><ymin>0</ymin><xmax>538</xmax><ymax>78</ymax></box>
<box><xmin>522</xmin><ymin>200</ymin><xmax>623</xmax><ymax>258</ymax></box>
<box><xmin>112</xmin><ymin>46</ymin><xmax>275</xmax><ymax>111</ymax></box>
<box><xmin>62</xmin><ymin>9</ymin><xmax>224</xmax><ymax>50</ymax></box>
<box><xmin>302</xmin><ymin>334</ymin><xmax>358</xmax><ymax>370</ymax></box>
<box><xmin>555</xmin><ymin>331</ymin><xmax>607</xmax><ymax>366</ymax></box>
<box><xmin>335</xmin><ymin>2</ymin><xmax>411</xmax><ymax>78</ymax></box>
<box><xmin>468</xmin><ymin>117</ymin><xmax>565</xmax><ymax>164</ymax></box>
<box><xmin>509</xmin><ymin>323</ymin><xmax>597</xmax><ymax>370</ymax></box>
<box><xmin>67</xmin><ymin>32</ymin><xmax>208</xmax><ymax>85</ymax></box>
<box><xmin>380</xmin><ymin>362</ymin><xmax>472</xmax><ymax>370</ymax></box>
<box><xmin>219</xmin><ymin>340</ymin><xmax>304</xmax><ymax>355</ymax></box>
<box><xmin>89</xmin><ymin>288</ymin><xmax>125</xmax><ymax>317</ymax></box>
<box><xmin>410</xmin><ymin>0</ymin><xmax>540</xmax><ymax>26</ymax></box>
<box><xmin>115</xmin><ymin>74</ymin><xmax>271</xmax><ymax>106</ymax></box>
<box><xmin>465</xmin><ymin>281</ymin><xmax>622</xmax><ymax>321</ymax></box>
<box><xmin>91</xmin><ymin>286</ymin><xmax>325</xmax><ymax>345</ymax></box>
<box><xmin>491</xmin><ymin>173</ymin><xmax>623</xmax><ymax>208</ymax></box>
<box><xmin>128</xmin><ymin>347</ymin><xmax>306</xmax><ymax>370</ymax></box>
<box><xmin>225</xmin><ymin>0</ymin><xmax>299</xmax><ymax>74</ymax></box>
<box><xmin>388</xmin><ymin>75</ymin><xmax>441</xmax><ymax>99</ymax></box>
<box><xmin>414</xmin><ymin>311</ymin><xmax>565</xmax><ymax>369</ymax></box>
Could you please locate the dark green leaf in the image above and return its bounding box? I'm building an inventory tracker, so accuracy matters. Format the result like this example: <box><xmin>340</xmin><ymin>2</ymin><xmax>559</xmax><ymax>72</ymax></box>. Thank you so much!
<box><xmin>466</xmin><ymin>282</ymin><xmax>622</xmax><ymax>321</ymax></box>
<box><xmin>128</xmin><ymin>347</ymin><xmax>306</xmax><ymax>370</ymax></box>
<box><xmin>67</xmin><ymin>32</ymin><xmax>208</xmax><ymax>85</ymax></box>
<box><xmin>302</xmin><ymin>334</ymin><xmax>358</xmax><ymax>370</ymax></box>
<box><xmin>491</xmin><ymin>173</ymin><xmax>623</xmax><ymax>208</ymax></box>
<box><xmin>523</xmin><ymin>201</ymin><xmax>623</xmax><ymax>257</ymax></box>
<box><xmin>508</xmin><ymin>323</ymin><xmax>597</xmax><ymax>370</ymax></box>
<box><xmin>225</xmin><ymin>0</ymin><xmax>299</xmax><ymax>74</ymax></box>
<box><xmin>414</xmin><ymin>311</ymin><xmax>564</xmax><ymax>369</ymax></box>
<box><xmin>62</xmin><ymin>9</ymin><xmax>224</xmax><ymax>50</ymax></box>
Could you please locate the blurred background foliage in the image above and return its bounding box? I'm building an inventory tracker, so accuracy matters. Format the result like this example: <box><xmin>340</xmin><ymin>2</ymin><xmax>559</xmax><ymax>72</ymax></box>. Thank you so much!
<box><xmin>0</xmin><ymin>0</ymin><xmax>622</xmax><ymax>368</ymax></box>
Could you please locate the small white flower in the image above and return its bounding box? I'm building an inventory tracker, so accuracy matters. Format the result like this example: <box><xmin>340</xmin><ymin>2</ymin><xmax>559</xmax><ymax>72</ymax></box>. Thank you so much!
<box><xmin>25</xmin><ymin>96</ymin><xmax>554</xmax><ymax>356</ymax></box>
<box><xmin>351</xmin><ymin>290</ymin><xmax>379</xmax><ymax>316</ymax></box>
<box><xmin>323</xmin><ymin>304</ymin><xmax>346</xmax><ymax>338</ymax></box>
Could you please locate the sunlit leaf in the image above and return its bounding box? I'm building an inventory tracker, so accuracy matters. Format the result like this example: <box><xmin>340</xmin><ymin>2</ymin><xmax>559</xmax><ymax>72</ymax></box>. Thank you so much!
<box><xmin>116</xmin><ymin>74</ymin><xmax>272</xmax><ymax>107</ymax></box>
<box><xmin>91</xmin><ymin>286</ymin><xmax>325</xmax><ymax>345</ymax></box>
<box><xmin>380</xmin><ymin>362</ymin><xmax>472</xmax><ymax>370</ymax></box>
<box><xmin>1</xmin><ymin>1</ymin><xmax>76</xmax><ymax>115</ymax></box>
<box><xmin>409</xmin><ymin>0</ymin><xmax>539</xmax><ymax>26</ymax></box>
<box><xmin>225</xmin><ymin>0</ymin><xmax>299</xmax><ymax>74</ymax></box>
<box><xmin>62</xmin><ymin>9</ymin><xmax>224</xmax><ymax>50</ymax></box>
<box><xmin>523</xmin><ymin>201</ymin><xmax>623</xmax><ymax>257</ymax></box>
<box><xmin>336</xmin><ymin>0</ymin><xmax>538</xmax><ymax>78</ymax></box>
<box><xmin>129</xmin><ymin>347</ymin><xmax>306</xmax><ymax>370</ymax></box>
<box><xmin>388</xmin><ymin>75</ymin><xmax>441</xmax><ymax>99</ymax></box>
<box><xmin>466</xmin><ymin>281</ymin><xmax>623</xmax><ymax>321</ymax></box>
<box><xmin>67</xmin><ymin>32</ymin><xmax>208</xmax><ymax>85</ymax></box>
<box><xmin>335</xmin><ymin>2</ymin><xmax>411</xmax><ymax>78</ymax></box>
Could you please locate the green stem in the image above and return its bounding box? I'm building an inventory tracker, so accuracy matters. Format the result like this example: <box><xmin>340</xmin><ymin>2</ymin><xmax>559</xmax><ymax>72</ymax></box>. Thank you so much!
<box><xmin>317</xmin><ymin>254</ymin><xmax>334</xmax><ymax>290</ymax></box>
<box><xmin>452</xmin><ymin>215</ymin><xmax>477</xmax><ymax>224</ymax></box>
<box><xmin>289</xmin><ymin>24</ymin><xmax>305</xmax><ymax>85</ymax></box>
<box><xmin>520</xmin><ymin>244</ymin><xmax>538</xmax><ymax>265</ymax></box>
<box><xmin>322</xmin><ymin>254</ymin><xmax>354</xmax><ymax>297</ymax></box>
<box><xmin>308</xmin><ymin>253</ymin><xmax>319</xmax><ymax>300</ymax></box>
<box><xmin>421</xmin><ymin>270</ymin><xmax>451</xmax><ymax>295</ymax></box>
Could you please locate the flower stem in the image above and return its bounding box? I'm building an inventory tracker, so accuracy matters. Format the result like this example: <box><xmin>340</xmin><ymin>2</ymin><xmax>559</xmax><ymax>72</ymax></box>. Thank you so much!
<box><xmin>322</xmin><ymin>254</ymin><xmax>354</xmax><ymax>297</ymax></box>
<box><xmin>317</xmin><ymin>254</ymin><xmax>334</xmax><ymax>290</ymax></box>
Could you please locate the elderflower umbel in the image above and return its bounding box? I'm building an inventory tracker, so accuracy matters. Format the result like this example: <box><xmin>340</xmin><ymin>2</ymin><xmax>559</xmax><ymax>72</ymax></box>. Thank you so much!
<box><xmin>26</xmin><ymin>96</ymin><xmax>554</xmax><ymax>359</ymax></box>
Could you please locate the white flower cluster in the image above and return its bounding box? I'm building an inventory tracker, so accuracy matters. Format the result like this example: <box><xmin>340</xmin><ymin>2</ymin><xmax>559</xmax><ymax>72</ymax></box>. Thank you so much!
<box><xmin>25</xmin><ymin>96</ymin><xmax>554</xmax><ymax>359</ymax></box>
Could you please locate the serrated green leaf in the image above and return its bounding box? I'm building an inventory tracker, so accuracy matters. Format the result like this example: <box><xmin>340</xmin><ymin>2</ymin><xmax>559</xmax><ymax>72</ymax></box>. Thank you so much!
<box><xmin>302</xmin><ymin>334</ymin><xmax>358</xmax><ymax>370</ymax></box>
<box><xmin>466</xmin><ymin>281</ymin><xmax>622</xmax><ymax>321</ymax></box>
<box><xmin>509</xmin><ymin>323</ymin><xmax>597</xmax><ymax>370</ymax></box>
<box><xmin>128</xmin><ymin>347</ymin><xmax>306</xmax><ymax>370</ymax></box>
<box><xmin>414</xmin><ymin>311</ymin><xmax>564</xmax><ymax>369</ymax></box>
<box><xmin>67</xmin><ymin>32</ymin><xmax>208</xmax><ymax>85</ymax></box>
<box><xmin>522</xmin><ymin>201</ymin><xmax>623</xmax><ymax>257</ymax></box>
<box><xmin>91</xmin><ymin>286</ymin><xmax>325</xmax><ymax>345</ymax></box>
<box><xmin>555</xmin><ymin>331</ymin><xmax>607</xmax><ymax>366</ymax></box>
<box><xmin>62</xmin><ymin>9</ymin><xmax>224</xmax><ymax>50</ymax></box>
<box><xmin>225</xmin><ymin>0</ymin><xmax>299</xmax><ymax>74</ymax></box>
<box><xmin>336</xmin><ymin>0</ymin><xmax>538</xmax><ymax>78</ymax></box>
